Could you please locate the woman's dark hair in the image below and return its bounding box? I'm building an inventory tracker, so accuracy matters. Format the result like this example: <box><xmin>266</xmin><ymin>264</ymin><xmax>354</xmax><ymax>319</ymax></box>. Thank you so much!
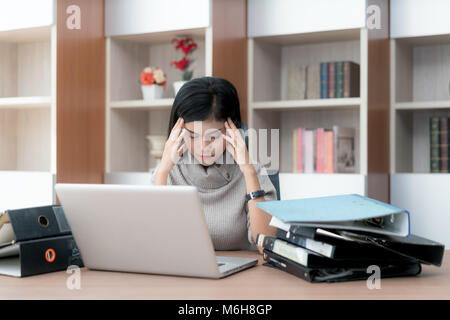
<box><xmin>167</xmin><ymin>76</ymin><xmax>242</xmax><ymax>137</ymax></box>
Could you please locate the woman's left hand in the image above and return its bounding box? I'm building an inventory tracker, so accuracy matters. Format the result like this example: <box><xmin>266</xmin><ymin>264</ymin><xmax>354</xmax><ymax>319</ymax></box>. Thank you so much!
<box><xmin>223</xmin><ymin>117</ymin><xmax>252</xmax><ymax>172</ymax></box>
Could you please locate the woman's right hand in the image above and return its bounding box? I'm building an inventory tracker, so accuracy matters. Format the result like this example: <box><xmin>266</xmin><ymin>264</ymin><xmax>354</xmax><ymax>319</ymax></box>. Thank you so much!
<box><xmin>159</xmin><ymin>117</ymin><xmax>187</xmax><ymax>174</ymax></box>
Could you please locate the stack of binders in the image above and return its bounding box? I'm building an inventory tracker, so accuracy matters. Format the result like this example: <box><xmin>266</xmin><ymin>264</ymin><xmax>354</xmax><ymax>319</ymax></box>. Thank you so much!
<box><xmin>0</xmin><ymin>205</ymin><xmax>83</xmax><ymax>277</ymax></box>
<box><xmin>256</xmin><ymin>194</ymin><xmax>445</xmax><ymax>283</ymax></box>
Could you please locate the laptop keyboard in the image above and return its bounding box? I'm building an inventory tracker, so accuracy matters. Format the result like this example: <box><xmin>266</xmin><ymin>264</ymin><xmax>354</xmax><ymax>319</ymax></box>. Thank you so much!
<box><xmin>217</xmin><ymin>263</ymin><xmax>225</xmax><ymax>267</ymax></box>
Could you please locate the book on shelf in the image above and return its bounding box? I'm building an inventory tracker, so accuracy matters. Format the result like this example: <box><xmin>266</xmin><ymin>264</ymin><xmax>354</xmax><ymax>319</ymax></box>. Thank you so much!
<box><xmin>292</xmin><ymin>126</ymin><xmax>354</xmax><ymax>173</ymax></box>
<box><xmin>343</xmin><ymin>61</ymin><xmax>360</xmax><ymax>98</ymax></box>
<box><xmin>439</xmin><ymin>117</ymin><xmax>448</xmax><ymax>172</ymax></box>
<box><xmin>306</xmin><ymin>64</ymin><xmax>320</xmax><ymax>99</ymax></box>
<box><xmin>325</xmin><ymin>130</ymin><xmax>334</xmax><ymax>173</ymax></box>
<box><xmin>292</xmin><ymin>128</ymin><xmax>303</xmax><ymax>173</ymax></box>
<box><xmin>320</xmin><ymin>62</ymin><xmax>328</xmax><ymax>99</ymax></box>
<box><xmin>303</xmin><ymin>129</ymin><xmax>314</xmax><ymax>173</ymax></box>
<box><xmin>327</xmin><ymin>62</ymin><xmax>335</xmax><ymax>98</ymax></box>
<box><xmin>292</xmin><ymin>61</ymin><xmax>359</xmax><ymax>100</ymax></box>
<box><xmin>316</xmin><ymin>128</ymin><xmax>325</xmax><ymax>173</ymax></box>
<box><xmin>430</xmin><ymin>116</ymin><xmax>449</xmax><ymax>173</ymax></box>
<box><xmin>286</xmin><ymin>65</ymin><xmax>306</xmax><ymax>100</ymax></box>
<box><xmin>335</xmin><ymin>61</ymin><xmax>343</xmax><ymax>98</ymax></box>
<box><xmin>333</xmin><ymin>125</ymin><xmax>356</xmax><ymax>173</ymax></box>
<box><xmin>430</xmin><ymin>117</ymin><xmax>440</xmax><ymax>172</ymax></box>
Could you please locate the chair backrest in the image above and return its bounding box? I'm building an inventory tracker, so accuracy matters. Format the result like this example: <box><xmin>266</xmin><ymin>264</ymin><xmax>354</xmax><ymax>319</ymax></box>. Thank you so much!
<box><xmin>241</xmin><ymin>122</ymin><xmax>280</xmax><ymax>200</ymax></box>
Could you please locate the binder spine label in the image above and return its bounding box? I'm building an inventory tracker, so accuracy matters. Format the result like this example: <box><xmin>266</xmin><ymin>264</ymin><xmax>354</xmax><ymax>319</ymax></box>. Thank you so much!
<box><xmin>305</xmin><ymin>239</ymin><xmax>334</xmax><ymax>258</ymax></box>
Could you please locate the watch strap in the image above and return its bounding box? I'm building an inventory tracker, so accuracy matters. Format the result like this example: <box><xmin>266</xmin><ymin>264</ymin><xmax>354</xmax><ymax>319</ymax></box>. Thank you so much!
<box><xmin>246</xmin><ymin>190</ymin><xmax>266</xmax><ymax>201</ymax></box>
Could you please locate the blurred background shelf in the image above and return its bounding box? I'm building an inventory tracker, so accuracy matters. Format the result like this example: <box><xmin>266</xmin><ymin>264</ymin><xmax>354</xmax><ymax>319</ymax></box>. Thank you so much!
<box><xmin>0</xmin><ymin>96</ymin><xmax>52</xmax><ymax>109</ymax></box>
<box><xmin>110</xmin><ymin>98</ymin><xmax>174</xmax><ymax>110</ymax></box>
<box><xmin>246</xmin><ymin>0</ymin><xmax>390</xmax><ymax>201</ymax></box>
<box><xmin>250</xmin><ymin>98</ymin><xmax>361</xmax><ymax>111</ymax></box>
<box><xmin>390</xmin><ymin>0</ymin><xmax>450</xmax><ymax>247</ymax></box>
<box><xmin>105</xmin><ymin>0</ymin><xmax>247</xmax><ymax>173</ymax></box>
<box><xmin>393</xmin><ymin>101</ymin><xmax>450</xmax><ymax>110</ymax></box>
<box><xmin>0</xmin><ymin>0</ymin><xmax>56</xmax><ymax>209</ymax></box>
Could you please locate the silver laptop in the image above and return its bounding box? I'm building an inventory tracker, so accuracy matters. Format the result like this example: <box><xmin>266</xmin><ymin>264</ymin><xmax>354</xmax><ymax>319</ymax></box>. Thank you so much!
<box><xmin>55</xmin><ymin>183</ymin><xmax>258</xmax><ymax>279</ymax></box>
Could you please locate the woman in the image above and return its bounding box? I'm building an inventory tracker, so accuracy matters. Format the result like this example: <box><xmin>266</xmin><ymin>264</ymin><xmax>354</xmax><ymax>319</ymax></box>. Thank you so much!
<box><xmin>151</xmin><ymin>77</ymin><xmax>277</xmax><ymax>253</ymax></box>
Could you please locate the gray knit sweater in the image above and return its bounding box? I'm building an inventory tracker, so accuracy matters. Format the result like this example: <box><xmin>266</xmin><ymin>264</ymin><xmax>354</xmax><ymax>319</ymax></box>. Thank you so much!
<box><xmin>150</xmin><ymin>151</ymin><xmax>277</xmax><ymax>251</ymax></box>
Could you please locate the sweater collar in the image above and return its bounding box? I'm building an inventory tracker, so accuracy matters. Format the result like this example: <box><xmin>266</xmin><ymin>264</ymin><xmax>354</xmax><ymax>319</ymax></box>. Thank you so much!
<box><xmin>177</xmin><ymin>151</ymin><xmax>238</xmax><ymax>189</ymax></box>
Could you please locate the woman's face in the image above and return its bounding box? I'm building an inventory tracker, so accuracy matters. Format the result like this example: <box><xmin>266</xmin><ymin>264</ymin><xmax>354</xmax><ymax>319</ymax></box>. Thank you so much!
<box><xmin>183</xmin><ymin>119</ymin><xmax>226</xmax><ymax>166</ymax></box>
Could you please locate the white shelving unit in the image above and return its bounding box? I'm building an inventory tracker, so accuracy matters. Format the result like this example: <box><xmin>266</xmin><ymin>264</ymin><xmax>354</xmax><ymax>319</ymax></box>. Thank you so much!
<box><xmin>104</xmin><ymin>0</ymin><xmax>248</xmax><ymax>175</ymax></box>
<box><xmin>390</xmin><ymin>0</ymin><xmax>450</xmax><ymax>247</ymax></box>
<box><xmin>105</xmin><ymin>27</ymin><xmax>212</xmax><ymax>172</ymax></box>
<box><xmin>247</xmin><ymin>0</ymin><xmax>385</xmax><ymax>200</ymax></box>
<box><xmin>390</xmin><ymin>34</ymin><xmax>450</xmax><ymax>174</ymax></box>
<box><xmin>0</xmin><ymin>2</ymin><xmax>56</xmax><ymax>210</ymax></box>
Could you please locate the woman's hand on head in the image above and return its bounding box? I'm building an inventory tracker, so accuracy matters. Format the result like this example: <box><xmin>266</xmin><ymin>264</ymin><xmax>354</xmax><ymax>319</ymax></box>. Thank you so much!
<box><xmin>223</xmin><ymin>117</ymin><xmax>252</xmax><ymax>173</ymax></box>
<box><xmin>160</xmin><ymin>117</ymin><xmax>187</xmax><ymax>173</ymax></box>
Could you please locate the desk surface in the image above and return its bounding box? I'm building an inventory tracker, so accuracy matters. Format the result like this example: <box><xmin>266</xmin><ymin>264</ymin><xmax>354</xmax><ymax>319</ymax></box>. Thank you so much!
<box><xmin>1</xmin><ymin>250</ymin><xmax>449</xmax><ymax>300</ymax></box>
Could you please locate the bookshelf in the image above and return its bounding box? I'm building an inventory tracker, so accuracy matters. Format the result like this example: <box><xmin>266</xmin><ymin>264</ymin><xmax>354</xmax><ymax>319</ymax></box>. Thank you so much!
<box><xmin>390</xmin><ymin>0</ymin><xmax>450</xmax><ymax>247</ymax></box>
<box><xmin>105</xmin><ymin>27</ymin><xmax>212</xmax><ymax>172</ymax></box>
<box><xmin>104</xmin><ymin>0</ymin><xmax>247</xmax><ymax>174</ymax></box>
<box><xmin>247</xmin><ymin>0</ymin><xmax>390</xmax><ymax>201</ymax></box>
<box><xmin>0</xmin><ymin>14</ymin><xmax>56</xmax><ymax>210</ymax></box>
<box><xmin>390</xmin><ymin>34</ymin><xmax>450</xmax><ymax>174</ymax></box>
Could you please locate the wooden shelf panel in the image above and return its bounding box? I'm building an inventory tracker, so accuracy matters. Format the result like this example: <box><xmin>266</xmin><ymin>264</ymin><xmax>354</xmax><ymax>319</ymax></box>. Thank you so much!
<box><xmin>251</xmin><ymin>98</ymin><xmax>361</xmax><ymax>110</ymax></box>
<box><xmin>0</xmin><ymin>96</ymin><xmax>52</xmax><ymax>109</ymax></box>
<box><xmin>109</xmin><ymin>99</ymin><xmax>173</xmax><ymax>110</ymax></box>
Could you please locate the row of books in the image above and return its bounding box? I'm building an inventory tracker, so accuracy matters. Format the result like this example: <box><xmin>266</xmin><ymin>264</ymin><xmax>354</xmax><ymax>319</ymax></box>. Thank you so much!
<box><xmin>256</xmin><ymin>194</ymin><xmax>444</xmax><ymax>283</ymax></box>
<box><xmin>0</xmin><ymin>205</ymin><xmax>83</xmax><ymax>277</ymax></box>
<box><xmin>430</xmin><ymin>117</ymin><xmax>450</xmax><ymax>172</ymax></box>
<box><xmin>286</xmin><ymin>61</ymin><xmax>360</xmax><ymax>100</ymax></box>
<box><xmin>292</xmin><ymin>126</ymin><xmax>356</xmax><ymax>173</ymax></box>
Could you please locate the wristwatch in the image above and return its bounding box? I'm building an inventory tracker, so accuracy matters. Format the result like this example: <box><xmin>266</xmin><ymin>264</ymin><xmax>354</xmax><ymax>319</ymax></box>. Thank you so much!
<box><xmin>245</xmin><ymin>190</ymin><xmax>266</xmax><ymax>201</ymax></box>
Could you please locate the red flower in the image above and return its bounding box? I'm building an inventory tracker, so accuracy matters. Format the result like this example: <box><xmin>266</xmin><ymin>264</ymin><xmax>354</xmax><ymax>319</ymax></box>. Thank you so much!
<box><xmin>181</xmin><ymin>43</ymin><xmax>197</xmax><ymax>55</ymax></box>
<box><xmin>171</xmin><ymin>58</ymin><xmax>189</xmax><ymax>71</ymax></box>
<box><xmin>140</xmin><ymin>72</ymin><xmax>154</xmax><ymax>85</ymax></box>
<box><xmin>171</xmin><ymin>38</ymin><xmax>185</xmax><ymax>49</ymax></box>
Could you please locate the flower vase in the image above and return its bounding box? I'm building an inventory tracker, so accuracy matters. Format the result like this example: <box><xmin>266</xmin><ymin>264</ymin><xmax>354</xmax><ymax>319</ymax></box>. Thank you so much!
<box><xmin>147</xmin><ymin>135</ymin><xmax>167</xmax><ymax>170</ymax></box>
<box><xmin>173</xmin><ymin>81</ymin><xmax>187</xmax><ymax>96</ymax></box>
<box><xmin>141</xmin><ymin>85</ymin><xmax>164</xmax><ymax>100</ymax></box>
